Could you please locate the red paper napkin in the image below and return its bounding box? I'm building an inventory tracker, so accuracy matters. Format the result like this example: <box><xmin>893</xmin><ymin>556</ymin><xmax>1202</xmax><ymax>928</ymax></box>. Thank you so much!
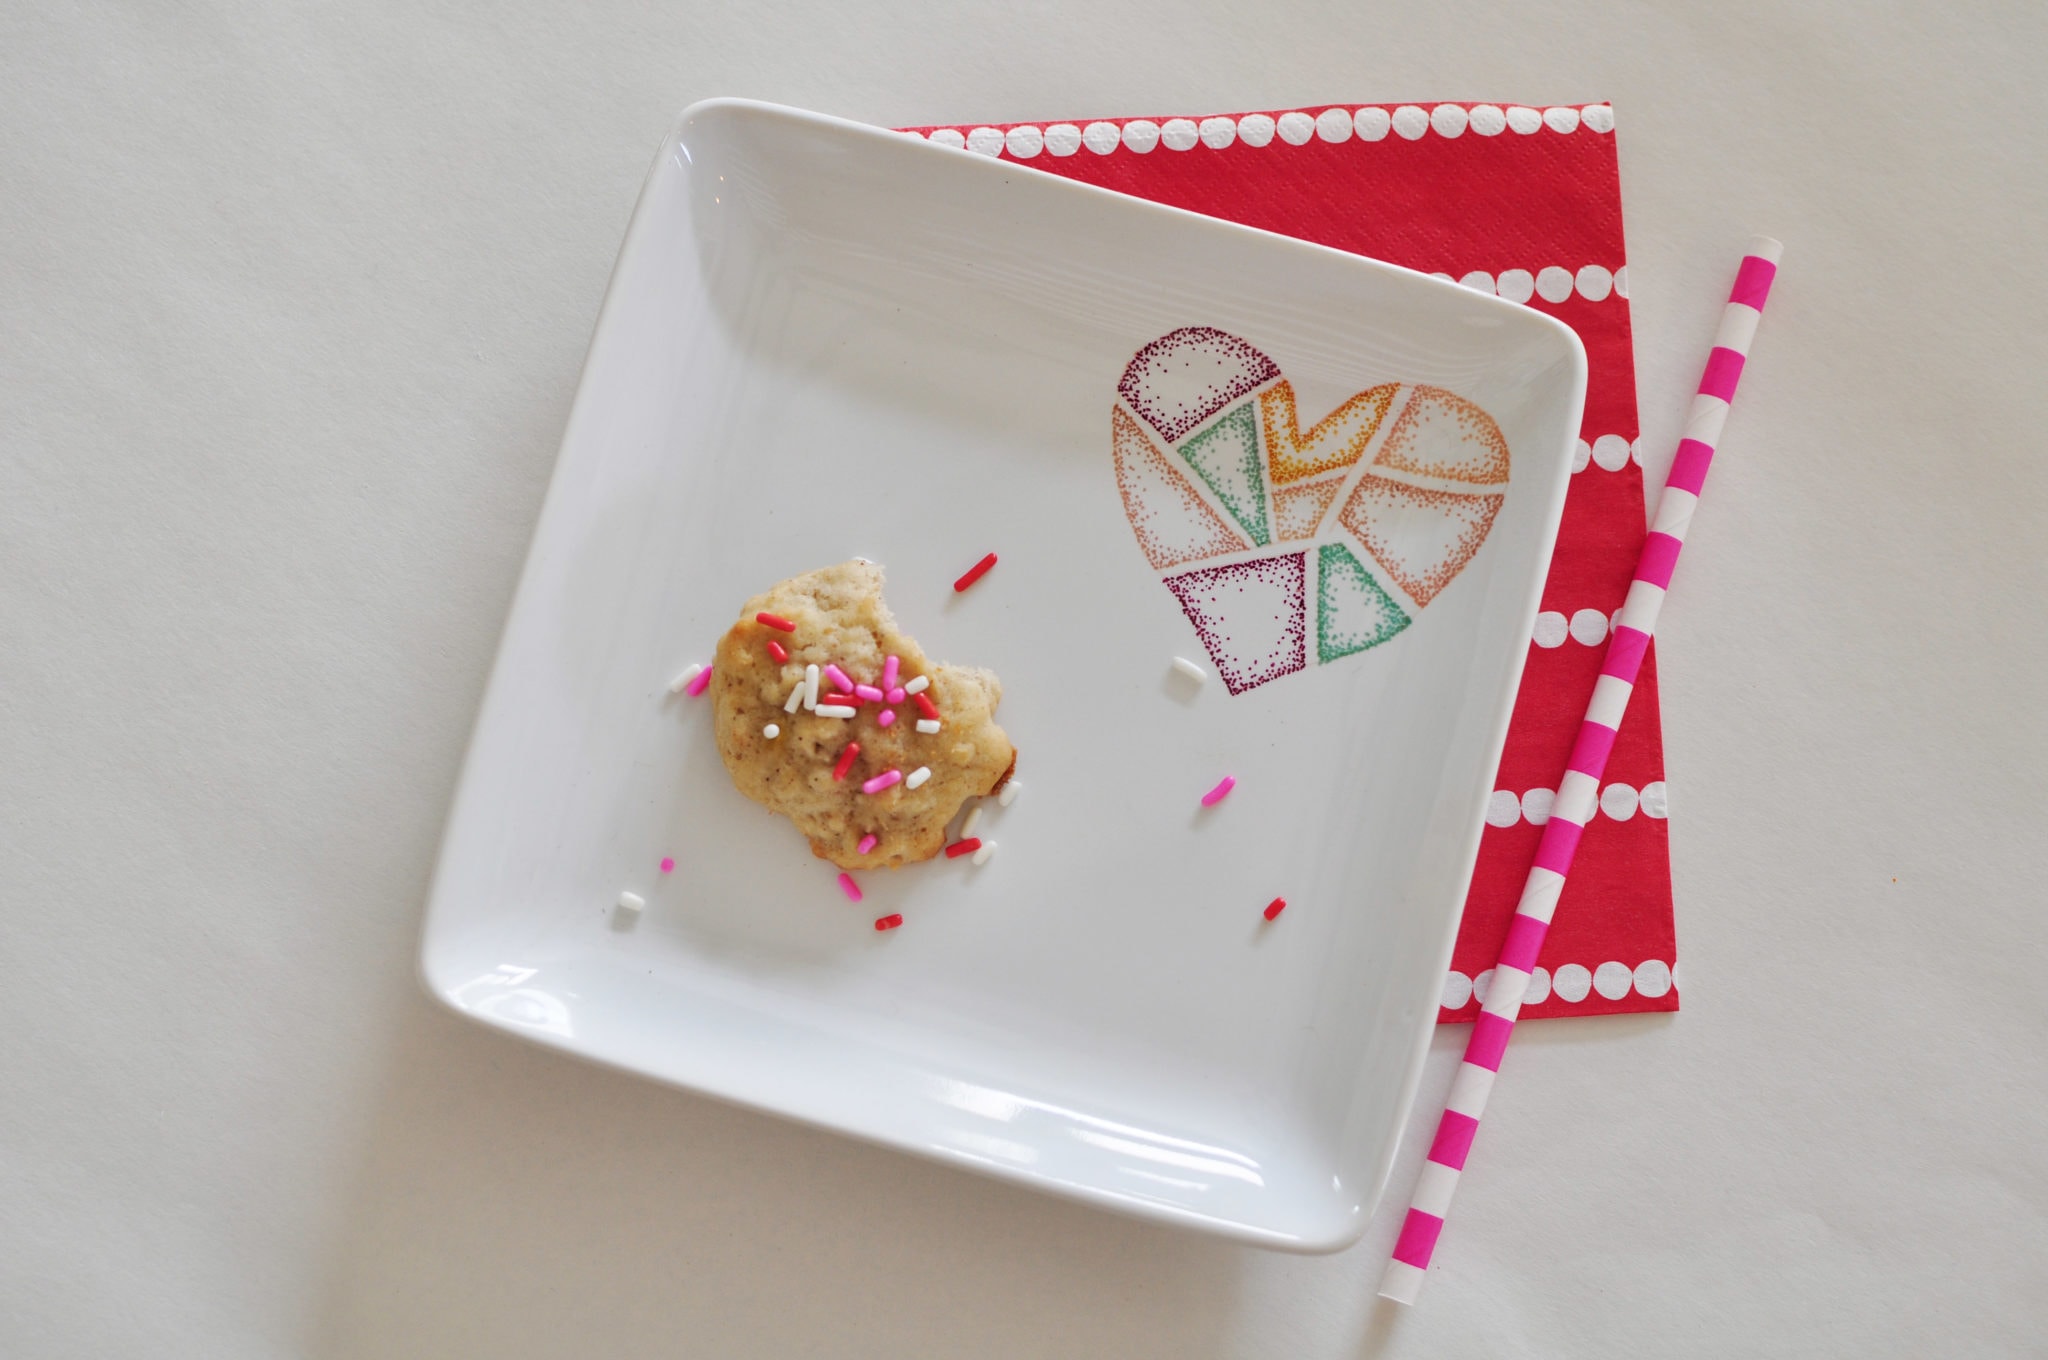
<box><xmin>899</xmin><ymin>106</ymin><xmax>1677</xmax><ymax>1021</ymax></box>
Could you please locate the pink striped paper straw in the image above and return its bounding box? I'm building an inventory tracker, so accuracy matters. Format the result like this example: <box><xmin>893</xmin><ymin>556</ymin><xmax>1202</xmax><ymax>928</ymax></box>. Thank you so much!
<box><xmin>1378</xmin><ymin>237</ymin><xmax>1783</xmax><ymax>1305</ymax></box>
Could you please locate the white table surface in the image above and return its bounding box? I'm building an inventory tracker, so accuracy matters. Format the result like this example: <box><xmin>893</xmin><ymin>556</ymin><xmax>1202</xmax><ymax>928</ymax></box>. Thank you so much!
<box><xmin>6</xmin><ymin>3</ymin><xmax>2045</xmax><ymax>1355</ymax></box>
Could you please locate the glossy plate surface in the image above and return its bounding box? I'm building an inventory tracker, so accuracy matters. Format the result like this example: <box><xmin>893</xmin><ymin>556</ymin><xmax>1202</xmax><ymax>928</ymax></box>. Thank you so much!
<box><xmin>421</xmin><ymin>98</ymin><xmax>1585</xmax><ymax>1250</ymax></box>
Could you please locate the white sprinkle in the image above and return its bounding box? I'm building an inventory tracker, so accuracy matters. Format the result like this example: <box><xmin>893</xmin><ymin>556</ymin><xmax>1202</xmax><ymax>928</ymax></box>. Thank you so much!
<box><xmin>784</xmin><ymin>683</ymin><xmax>804</xmax><ymax>714</ymax></box>
<box><xmin>960</xmin><ymin>804</ymin><xmax>982</xmax><ymax>837</ymax></box>
<box><xmin>915</xmin><ymin>718</ymin><xmax>941</xmax><ymax>734</ymax></box>
<box><xmin>903</xmin><ymin>675</ymin><xmax>930</xmax><ymax>695</ymax></box>
<box><xmin>616</xmin><ymin>891</ymin><xmax>645</xmax><ymax>913</ymax></box>
<box><xmin>906</xmin><ymin>766</ymin><xmax>932</xmax><ymax>790</ymax></box>
<box><xmin>971</xmin><ymin>840</ymin><xmax>996</xmax><ymax>866</ymax></box>
<box><xmin>1172</xmin><ymin>656</ymin><xmax>1206</xmax><ymax>684</ymax></box>
<box><xmin>815</xmin><ymin>704</ymin><xmax>856</xmax><ymax>718</ymax></box>
<box><xmin>763</xmin><ymin>723</ymin><xmax>780</xmax><ymax>739</ymax></box>
<box><xmin>998</xmin><ymin>780</ymin><xmax>1020</xmax><ymax>808</ymax></box>
<box><xmin>669</xmin><ymin>664</ymin><xmax>703</xmax><ymax>693</ymax></box>
<box><xmin>803</xmin><ymin>663</ymin><xmax>820</xmax><ymax>711</ymax></box>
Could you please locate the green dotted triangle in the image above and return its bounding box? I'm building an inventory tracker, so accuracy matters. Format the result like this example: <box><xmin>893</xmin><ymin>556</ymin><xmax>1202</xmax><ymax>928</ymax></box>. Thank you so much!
<box><xmin>1318</xmin><ymin>541</ymin><xmax>1410</xmax><ymax>662</ymax></box>
<box><xmin>1177</xmin><ymin>402</ymin><xmax>1269</xmax><ymax>547</ymax></box>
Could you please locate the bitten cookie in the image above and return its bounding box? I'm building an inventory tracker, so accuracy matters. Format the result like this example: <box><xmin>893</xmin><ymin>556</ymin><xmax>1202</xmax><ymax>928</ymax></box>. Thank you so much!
<box><xmin>710</xmin><ymin>561</ymin><xmax>1015</xmax><ymax>870</ymax></box>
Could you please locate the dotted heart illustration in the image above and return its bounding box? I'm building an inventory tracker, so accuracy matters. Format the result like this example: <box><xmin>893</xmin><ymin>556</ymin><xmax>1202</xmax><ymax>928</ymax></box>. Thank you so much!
<box><xmin>1113</xmin><ymin>327</ymin><xmax>1510</xmax><ymax>694</ymax></box>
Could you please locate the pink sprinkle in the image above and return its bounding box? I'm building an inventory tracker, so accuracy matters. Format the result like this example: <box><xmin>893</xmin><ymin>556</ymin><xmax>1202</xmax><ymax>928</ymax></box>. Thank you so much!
<box><xmin>837</xmin><ymin>872</ymin><xmax>862</xmax><ymax>902</ymax></box>
<box><xmin>882</xmin><ymin>655</ymin><xmax>900</xmax><ymax>690</ymax></box>
<box><xmin>1200</xmin><ymin>775</ymin><xmax>1236</xmax><ymax>807</ymax></box>
<box><xmin>684</xmin><ymin>665</ymin><xmax>712</xmax><ymax>697</ymax></box>
<box><xmin>877</xmin><ymin>709</ymin><xmax>896</xmax><ymax>728</ymax></box>
<box><xmin>824</xmin><ymin>664</ymin><xmax>854</xmax><ymax>692</ymax></box>
<box><xmin>862</xmin><ymin>769</ymin><xmax>903</xmax><ymax>795</ymax></box>
<box><xmin>854</xmin><ymin>684</ymin><xmax>885</xmax><ymax>702</ymax></box>
<box><xmin>886</xmin><ymin>686</ymin><xmax>906</xmax><ymax>704</ymax></box>
<box><xmin>857</xmin><ymin>834</ymin><xmax>877</xmax><ymax>855</ymax></box>
<box><xmin>659</xmin><ymin>857</ymin><xmax>675</xmax><ymax>874</ymax></box>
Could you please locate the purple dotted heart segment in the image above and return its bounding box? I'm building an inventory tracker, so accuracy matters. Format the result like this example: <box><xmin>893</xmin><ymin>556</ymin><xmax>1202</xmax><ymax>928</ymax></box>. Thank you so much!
<box><xmin>1162</xmin><ymin>554</ymin><xmax>1308</xmax><ymax>696</ymax></box>
<box><xmin>1118</xmin><ymin>328</ymin><xmax>1280</xmax><ymax>444</ymax></box>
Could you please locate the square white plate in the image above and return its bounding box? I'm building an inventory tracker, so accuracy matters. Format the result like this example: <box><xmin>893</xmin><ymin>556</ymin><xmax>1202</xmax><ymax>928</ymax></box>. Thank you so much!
<box><xmin>422</xmin><ymin>98</ymin><xmax>1585</xmax><ymax>1251</ymax></box>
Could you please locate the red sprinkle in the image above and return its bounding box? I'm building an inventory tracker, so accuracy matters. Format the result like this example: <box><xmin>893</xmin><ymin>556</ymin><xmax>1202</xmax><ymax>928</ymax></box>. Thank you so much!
<box><xmin>832</xmin><ymin>742</ymin><xmax>861</xmax><ymax>781</ymax></box>
<box><xmin>1264</xmin><ymin>897</ymin><xmax>1287</xmax><ymax>921</ymax></box>
<box><xmin>874</xmin><ymin>913</ymin><xmax>904</xmax><ymax>931</ymax></box>
<box><xmin>912</xmin><ymin>692</ymin><xmax>941</xmax><ymax>721</ymax></box>
<box><xmin>821</xmin><ymin>692</ymin><xmax>861</xmax><ymax>708</ymax></box>
<box><xmin>953</xmin><ymin>552</ymin><xmax>998</xmax><ymax>592</ymax></box>
<box><xmin>766</xmin><ymin>640</ymin><xmax>789</xmax><ymax>664</ymax></box>
<box><xmin>945</xmin><ymin>838</ymin><xmax>982</xmax><ymax>859</ymax></box>
<box><xmin>755</xmin><ymin>612</ymin><xmax>797</xmax><ymax>633</ymax></box>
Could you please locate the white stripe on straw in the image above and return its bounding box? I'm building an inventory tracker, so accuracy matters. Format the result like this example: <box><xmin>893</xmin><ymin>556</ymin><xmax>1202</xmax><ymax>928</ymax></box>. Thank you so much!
<box><xmin>1378</xmin><ymin>238</ymin><xmax>1782</xmax><ymax>1306</ymax></box>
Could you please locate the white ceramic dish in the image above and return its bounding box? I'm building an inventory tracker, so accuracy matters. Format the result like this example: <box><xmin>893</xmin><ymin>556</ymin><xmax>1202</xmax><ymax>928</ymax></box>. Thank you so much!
<box><xmin>421</xmin><ymin>98</ymin><xmax>1585</xmax><ymax>1251</ymax></box>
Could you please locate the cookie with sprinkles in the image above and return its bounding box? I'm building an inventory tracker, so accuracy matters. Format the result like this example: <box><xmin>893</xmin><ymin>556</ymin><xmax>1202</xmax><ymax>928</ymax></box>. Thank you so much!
<box><xmin>710</xmin><ymin>560</ymin><xmax>1016</xmax><ymax>870</ymax></box>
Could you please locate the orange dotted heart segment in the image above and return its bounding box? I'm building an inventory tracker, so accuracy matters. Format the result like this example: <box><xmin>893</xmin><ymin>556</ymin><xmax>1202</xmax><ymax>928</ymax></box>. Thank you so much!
<box><xmin>1272</xmin><ymin>475</ymin><xmax>1346</xmax><ymax>542</ymax></box>
<box><xmin>1112</xmin><ymin>405</ymin><xmax>1250</xmax><ymax>570</ymax></box>
<box><xmin>1371</xmin><ymin>385</ymin><xmax>1512</xmax><ymax>484</ymax></box>
<box><xmin>1336</xmin><ymin>476</ymin><xmax>1505</xmax><ymax>607</ymax></box>
<box><xmin>1259</xmin><ymin>379</ymin><xmax>1397</xmax><ymax>485</ymax></box>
